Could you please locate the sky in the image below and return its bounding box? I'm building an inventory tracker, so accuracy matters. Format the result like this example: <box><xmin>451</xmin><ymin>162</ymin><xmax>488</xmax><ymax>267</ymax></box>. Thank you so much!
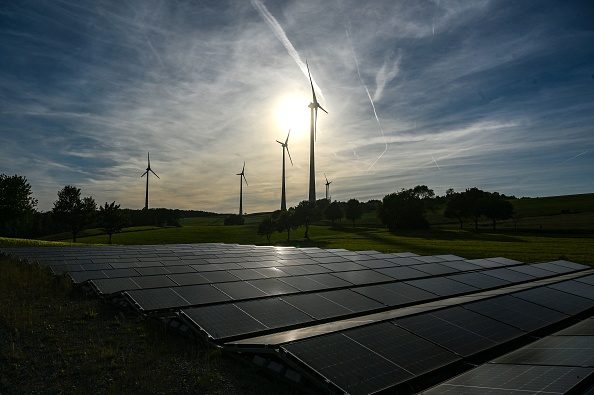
<box><xmin>1</xmin><ymin>0</ymin><xmax>593</xmax><ymax>214</ymax></box>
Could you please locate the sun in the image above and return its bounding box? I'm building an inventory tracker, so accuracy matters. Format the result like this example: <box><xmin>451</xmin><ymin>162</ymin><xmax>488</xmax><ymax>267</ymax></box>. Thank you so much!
<box><xmin>275</xmin><ymin>95</ymin><xmax>310</xmax><ymax>138</ymax></box>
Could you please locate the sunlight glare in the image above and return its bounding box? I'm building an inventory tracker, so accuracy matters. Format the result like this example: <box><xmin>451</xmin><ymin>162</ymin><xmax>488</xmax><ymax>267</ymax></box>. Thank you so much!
<box><xmin>275</xmin><ymin>95</ymin><xmax>310</xmax><ymax>139</ymax></box>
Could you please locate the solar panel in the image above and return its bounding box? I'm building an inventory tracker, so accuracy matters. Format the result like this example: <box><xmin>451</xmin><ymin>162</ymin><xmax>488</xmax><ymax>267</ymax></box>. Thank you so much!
<box><xmin>317</xmin><ymin>289</ymin><xmax>384</xmax><ymax>312</ymax></box>
<box><xmin>181</xmin><ymin>304</ymin><xmax>267</xmax><ymax>340</ymax></box>
<box><xmin>131</xmin><ymin>275</ymin><xmax>177</xmax><ymax>289</ymax></box>
<box><xmin>512</xmin><ymin>286</ymin><xmax>594</xmax><ymax>315</ymax></box>
<box><xmin>414</xmin><ymin>263</ymin><xmax>460</xmax><ymax>276</ymax></box>
<box><xmin>464</xmin><ymin>258</ymin><xmax>504</xmax><ymax>268</ymax></box>
<box><xmin>282</xmin><ymin>293</ymin><xmax>353</xmax><ymax>320</ymax></box>
<box><xmin>486</xmin><ymin>257</ymin><xmax>523</xmax><ymax>266</ymax></box>
<box><xmin>353</xmin><ymin>282</ymin><xmax>437</xmax><ymax>306</ymax></box>
<box><xmin>344</xmin><ymin>322</ymin><xmax>460</xmax><ymax>376</ymax></box>
<box><xmin>439</xmin><ymin>260</ymin><xmax>482</xmax><ymax>271</ymax></box>
<box><xmin>531</xmin><ymin>261</ymin><xmax>576</xmax><ymax>274</ymax></box>
<box><xmin>199</xmin><ymin>270</ymin><xmax>240</xmax><ymax>283</ymax></box>
<box><xmin>550</xmin><ymin>260</ymin><xmax>590</xmax><ymax>271</ymax></box>
<box><xmin>173</xmin><ymin>284</ymin><xmax>231</xmax><ymax>305</ymax></box>
<box><xmin>423</xmin><ymin>364</ymin><xmax>594</xmax><ymax>395</ymax></box>
<box><xmin>213</xmin><ymin>281</ymin><xmax>267</xmax><ymax>300</ymax></box>
<box><xmin>167</xmin><ymin>272</ymin><xmax>209</xmax><ymax>286</ymax></box>
<box><xmin>277</xmin><ymin>275</ymin><xmax>328</xmax><ymax>291</ymax></box>
<box><xmin>375</xmin><ymin>266</ymin><xmax>427</xmax><ymax>280</ymax></box>
<box><xmin>330</xmin><ymin>269</ymin><xmax>393</xmax><ymax>285</ymax></box>
<box><xmin>285</xmin><ymin>332</ymin><xmax>412</xmax><ymax>394</ymax></box>
<box><xmin>506</xmin><ymin>264</ymin><xmax>557</xmax><ymax>278</ymax></box>
<box><xmin>125</xmin><ymin>287</ymin><xmax>189</xmax><ymax>311</ymax></box>
<box><xmin>555</xmin><ymin>318</ymin><xmax>594</xmax><ymax>336</ymax></box>
<box><xmin>394</xmin><ymin>306</ymin><xmax>524</xmax><ymax>357</ymax></box>
<box><xmin>69</xmin><ymin>271</ymin><xmax>108</xmax><ymax>284</ymax></box>
<box><xmin>237</xmin><ymin>298</ymin><xmax>313</xmax><ymax>329</ymax></box>
<box><xmin>254</xmin><ymin>267</ymin><xmax>290</xmax><ymax>278</ymax></box>
<box><xmin>355</xmin><ymin>259</ymin><xmax>393</xmax><ymax>269</ymax></box>
<box><xmin>405</xmin><ymin>277</ymin><xmax>478</xmax><ymax>296</ymax></box>
<box><xmin>481</xmin><ymin>267</ymin><xmax>535</xmax><ymax>283</ymax></box>
<box><xmin>463</xmin><ymin>295</ymin><xmax>568</xmax><ymax>331</ymax></box>
<box><xmin>246</xmin><ymin>278</ymin><xmax>300</xmax><ymax>296</ymax></box>
<box><xmin>445</xmin><ymin>272</ymin><xmax>510</xmax><ymax>289</ymax></box>
<box><xmin>319</xmin><ymin>261</ymin><xmax>368</xmax><ymax>272</ymax></box>
<box><xmin>91</xmin><ymin>277</ymin><xmax>140</xmax><ymax>295</ymax></box>
<box><xmin>548</xmin><ymin>280</ymin><xmax>594</xmax><ymax>300</ymax></box>
<box><xmin>494</xmin><ymin>336</ymin><xmax>594</xmax><ymax>367</ymax></box>
<box><xmin>304</xmin><ymin>273</ymin><xmax>352</xmax><ymax>288</ymax></box>
<box><xmin>576</xmin><ymin>274</ymin><xmax>594</xmax><ymax>286</ymax></box>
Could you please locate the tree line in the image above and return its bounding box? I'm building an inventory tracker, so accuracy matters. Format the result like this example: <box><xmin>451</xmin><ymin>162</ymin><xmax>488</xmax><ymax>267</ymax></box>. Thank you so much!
<box><xmin>0</xmin><ymin>174</ymin><xmax>213</xmax><ymax>243</ymax></box>
<box><xmin>256</xmin><ymin>185</ymin><xmax>515</xmax><ymax>241</ymax></box>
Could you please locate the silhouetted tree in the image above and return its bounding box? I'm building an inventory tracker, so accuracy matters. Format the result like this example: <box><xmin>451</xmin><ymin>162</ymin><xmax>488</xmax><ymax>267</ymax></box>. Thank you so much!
<box><xmin>52</xmin><ymin>185</ymin><xmax>96</xmax><ymax>242</ymax></box>
<box><xmin>0</xmin><ymin>174</ymin><xmax>38</xmax><ymax>236</ymax></box>
<box><xmin>444</xmin><ymin>190</ymin><xmax>469</xmax><ymax>229</ymax></box>
<box><xmin>465</xmin><ymin>187</ymin><xmax>490</xmax><ymax>230</ymax></box>
<box><xmin>98</xmin><ymin>201</ymin><xmax>129</xmax><ymax>244</ymax></box>
<box><xmin>293</xmin><ymin>200</ymin><xmax>322</xmax><ymax>239</ymax></box>
<box><xmin>345</xmin><ymin>198</ymin><xmax>363</xmax><ymax>227</ymax></box>
<box><xmin>483</xmin><ymin>193</ymin><xmax>514</xmax><ymax>230</ymax></box>
<box><xmin>257</xmin><ymin>217</ymin><xmax>275</xmax><ymax>242</ymax></box>
<box><xmin>324</xmin><ymin>201</ymin><xmax>343</xmax><ymax>225</ymax></box>
<box><xmin>378</xmin><ymin>186</ymin><xmax>434</xmax><ymax>230</ymax></box>
<box><xmin>272</xmin><ymin>209</ymin><xmax>296</xmax><ymax>241</ymax></box>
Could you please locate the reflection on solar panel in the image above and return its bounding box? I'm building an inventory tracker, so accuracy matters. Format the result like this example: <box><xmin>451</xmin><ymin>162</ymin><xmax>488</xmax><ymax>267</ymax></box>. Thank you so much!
<box><xmin>423</xmin><ymin>364</ymin><xmax>594</xmax><ymax>394</ymax></box>
<box><xmin>2</xmin><ymin>243</ymin><xmax>594</xmax><ymax>395</ymax></box>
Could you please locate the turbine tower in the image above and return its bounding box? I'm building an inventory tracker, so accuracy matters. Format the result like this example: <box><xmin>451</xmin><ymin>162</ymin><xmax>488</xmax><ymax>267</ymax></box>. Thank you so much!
<box><xmin>277</xmin><ymin>130</ymin><xmax>293</xmax><ymax>211</ymax></box>
<box><xmin>324</xmin><ymin>173</ymin><xmax>332</xmax><ymax>201</ymax></box>
<box><xmin>237</xmin><ymin>162</ymin><xmax>248</xmax><ymax>216</ymax></box>
<box><xmin>306</xmin><ymin>60</ymin><xmax>328</xmax><ymax>203</ymax></box>
<box><xmin>141</xmin><ymin>152</ymin><xmax>160</xmax><ymax>210</ymax></box>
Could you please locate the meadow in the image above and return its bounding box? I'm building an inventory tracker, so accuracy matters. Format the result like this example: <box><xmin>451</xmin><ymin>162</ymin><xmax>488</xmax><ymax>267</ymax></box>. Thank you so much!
<box><xmin>31</xmin><ymin>193</ymin><xmax>593</xmax><ymax>265</ymax></box>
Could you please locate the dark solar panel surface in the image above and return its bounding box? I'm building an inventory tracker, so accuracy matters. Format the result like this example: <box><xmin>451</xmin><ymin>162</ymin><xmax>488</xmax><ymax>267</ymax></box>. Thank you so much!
<box><xmin>494</xmin><ymin>336</ymin><xmax>594</xmax><ymax>367</ymax></box>
<box><xmin>423</xmin><ymin>364</ymin><xmax>594</xmax><ymax>395</ymax></box>
<box><xmin>394</xmin><ymin>306</ymin><xmax>524</xmax><ymax>357</ymax></box>
<box><xmin>352</xmin><ymin>282</ymin><xmax>437</xmax><ymax>306</ymax></box>
<box><xmin>182</xmin><ymin>304</ymin><xmax>266</xmax><ymax>339</ymax></box>
<box><xmin>406</xmin><ymin>276</ymin><xmax>478</xmax><ymax>296</ymax></box>
<box><xmin>463</xmin><ymin>294</ymin><xmax>568</xmax><ymax>331</ymax></box>
<box><xmin>512</xmin><ymin>286</ymin><xmax>594</xmax><ymax>315</ymax></box>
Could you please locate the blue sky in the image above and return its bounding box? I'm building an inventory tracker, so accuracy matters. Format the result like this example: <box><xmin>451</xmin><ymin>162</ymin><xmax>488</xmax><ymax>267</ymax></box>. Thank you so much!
<box><xmin>1</xmin><ymin>0</ymin><xmax>593</xmax><ymax>213</ymax></box>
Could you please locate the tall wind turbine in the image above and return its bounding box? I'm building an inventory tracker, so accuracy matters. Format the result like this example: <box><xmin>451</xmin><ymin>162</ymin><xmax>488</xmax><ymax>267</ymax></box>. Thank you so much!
<box><xmin>277</xmin><ymin>130</ymin><xmax>293</xmax><ymax>211</ymax></box>
<box><xmin>237</xmin><ymin>162</ymin><xmax>248</xmax><ymax>216</ymax></box>
<box><xmin>306</xmin><ymin>60</ymin><xmax>328</xmax><ymax>203</ymax></box>
<box><xmin>141</xmin><ymin>152</ymin><xmax>160</xmax><ymax>210</ymax></box>
<box><xmin>324</xmin><ymin>173</ymin><xmax>332</xmax><ymax>201</ymax></box>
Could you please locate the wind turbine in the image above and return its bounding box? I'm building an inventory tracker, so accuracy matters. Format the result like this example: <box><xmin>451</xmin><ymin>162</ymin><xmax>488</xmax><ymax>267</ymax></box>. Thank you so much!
<box><xmin>237</xmin><ymin>162</ymin><xmax>248</xmax><ymax>216</ymax></box>
<box><xmin>277</xmin><ymin>130</ymin><xmax>293</xmax><ymax>211</ymax></box>
<box><xmin>324</xmin><ymin>173</ymin><xmax>332</xmax><ymax>201</ymax></box>
<box><xmin>306</xmin><ymin>60</ymin><xmax>328</xmax><ymax>203</ymax></box>
<box><xmin>141</xmin><ymin>151</ymin><xmax>160</xmax><ymax>210</ymax></box>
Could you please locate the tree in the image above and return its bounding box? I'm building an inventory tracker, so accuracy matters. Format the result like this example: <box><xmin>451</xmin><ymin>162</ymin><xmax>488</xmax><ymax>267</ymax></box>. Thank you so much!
<box><xmin>257</xmin><ymin>217</ymin><xmax>275</xmax><ymax>242</ymax></box>
<box><xmin>482</xmin><ymin>193</ymin><xmax>514</xmax><ymax>230</ymax></box>
<box><xmin>98</xmin><ymin>201</ymin><xmax>128</xmax><ymax>244</ymax></box>
<box><xmin>0</xmin><ymin>174</ymin><xmax>38</xmax><ymax>236</ymax></box>
<box><xmin>52</xmin><ymin>186</ymin><xmax>96</xmax><ymax>242</ymax></box>
<box><xmin>272</xmin><ymin>209</ymin><xmax>296</xmax><ymax>242</ymax></box>
<box><xmin>444</xmin><ymin>190</ymin><xmax>469</xmax><ymax>229</ymax></box>
<box><xmin>324</xmin><ymin>201</ymin><xmax>343</xmax><ymax>225</ymax></box>
<box><xmin>293</xmin><ymin>200</ymin><xmax>321</xmax><ymax>239</ymax></box>
<box><xmin>465</xmin><ymin>187</ymin><xmax>489</xmax><ymax>230</ymax></box>
<box><xmin>345</xmin><ymin>198</ymin><xmax>363</xmax><ymax>227</ymax></box>
<box><xmin>378</xmin><ymin>186</ymin><xmax>433</xmax><ymax>231</ymax></box>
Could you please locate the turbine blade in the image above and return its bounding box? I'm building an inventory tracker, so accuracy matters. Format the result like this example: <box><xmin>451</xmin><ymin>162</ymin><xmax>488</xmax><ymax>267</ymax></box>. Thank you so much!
<box><xmin>243</xmin><ymin>174</ymin><xmax>248</xmax><ymax>186</ymax></box>
<box><xmin>285</xmin><ymin>129</ymin><xmax>291</xmax><ymax>145</ymax></box>
<box><xmin>306</xmin><ymin>60</ymin><xmax>317</xmax><ymax>104</ymax></box>
<box><xmin>148</xmin><ymin>152</ymin><xmax>151</xmax><ymax>168</ymax></box>
<box><xmin>286</xmin><ymin>146</ymin><xmax>293</xmax><ymax>166</ymax></box>
<box><xmin>141</xmin><ymin>171</ymin><xmax>148</xmax><ymax>177</ymax></box>
<box><xmin>242</xmin><ymin>161</ymin><xmax>245</xmax><ymax>174</ymax></box>
<box><xmin>325</xmin><ymin>173</ymin><xmax>328</xmax><ymax>183</ymax></box>
<box><xmin>276</xmin><ymin>140</ymin><xmax>283</xmax><ymax>145</ymax></box>
<box><xmin>151</xmin><ymin>169</ymin><xmax>160</xmax><ymax>179</ymax></box>
<box><xmin>318</xmin><ymin>104</ymin><xmax>328</xmax><ymax>114</ymax></box>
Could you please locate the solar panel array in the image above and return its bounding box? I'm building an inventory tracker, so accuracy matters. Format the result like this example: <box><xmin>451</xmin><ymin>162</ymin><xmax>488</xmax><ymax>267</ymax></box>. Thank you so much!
<box><xmin>2</xmin><ymin>243</ymin><xmax>593</xmax><ymax>395</ymax></box>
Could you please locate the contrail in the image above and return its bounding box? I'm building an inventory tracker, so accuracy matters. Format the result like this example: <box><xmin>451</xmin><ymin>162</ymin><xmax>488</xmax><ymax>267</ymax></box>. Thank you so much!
<box><xmin>431</xmin><ymin>154</ymin><xmax>442</xmax><ymax>170</ymax></box>
<box><xmin>341</xmin><ymin>10</ymin><xmax>388</xmax><ymax>171</ymax></box>
<box><xmin>559</xmin><ymin>151</ymin><xmax>588</xmax><ymax>164</ymax></box>
<box><xmin>251</xmin><ymin>0</ymin><xmax>325</xmax><ymax>102</ymax></box>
